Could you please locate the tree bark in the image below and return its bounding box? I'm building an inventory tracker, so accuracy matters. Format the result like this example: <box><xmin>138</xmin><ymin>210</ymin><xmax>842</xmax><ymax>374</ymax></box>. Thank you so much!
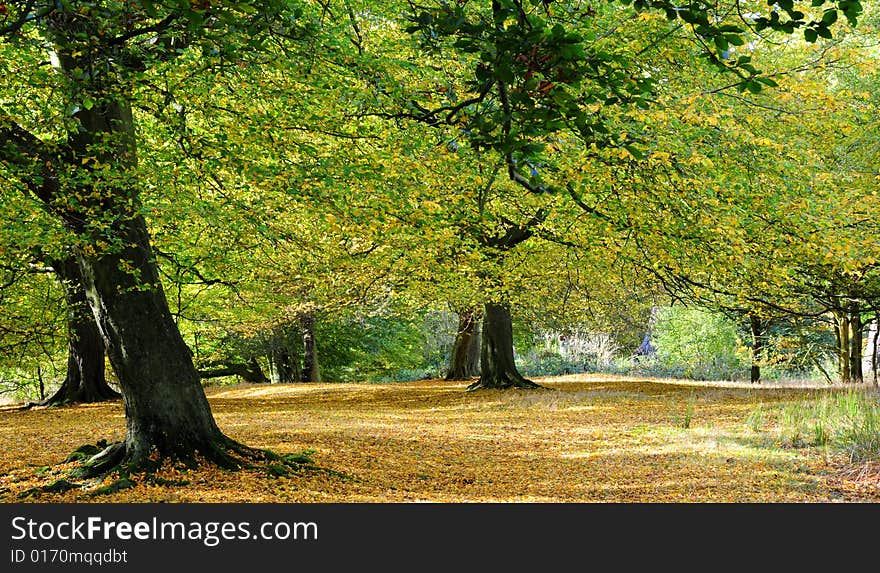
<box><xmin>834</xmin><ymin>311</ymin><xmax>851</xmax><ymax>383</ymax></box>
<box><xmin>467</xmin><ymin>302</ymin><xmax>542</xmax><ymax>390</ymax></box>
<box><xmin>300</xmin><ymin>312</ymin><xmax>320</xmax><ymax>383</ymax></box>
<box><xmin>748</xmin><ymin>314</ymin><xmax>764</xmax><ymax>385</ymax></box>
<box><xmin>64</xmin><ymin>97</ymin><xmax>237</xmax><ymax>468</ymax></box>
<box><xmin>849</xmin><ymin>305</ymin><xmax>863</xmax><ymax>383</ymax></box>
<box><xmin>446</xmin><ymin>310</ymin><xmax>481</xmax><ymax>381</ymax></box>
<box><xmin>79</xmin><ymin>213</ymin><xmax>234</xmax><ymax>467</ymax></box>
<box><xmin>41</xmin><ymin>257</ymin><xmax>120</xmax><ymax>406</ymax></box>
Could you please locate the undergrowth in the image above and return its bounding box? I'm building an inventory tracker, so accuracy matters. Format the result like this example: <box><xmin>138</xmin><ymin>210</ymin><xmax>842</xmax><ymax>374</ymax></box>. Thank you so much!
<box><xmin>774</xmin><ymin>389</ymin><xmax>880</xmax><ymax>463</ymax></box>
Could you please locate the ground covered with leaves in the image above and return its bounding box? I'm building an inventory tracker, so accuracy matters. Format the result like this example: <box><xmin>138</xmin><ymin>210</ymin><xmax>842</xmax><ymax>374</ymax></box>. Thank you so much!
<box><xmin>1</xmin><ymin>375</ymin><xmax>878</xmax><ymax>502</ymax></box>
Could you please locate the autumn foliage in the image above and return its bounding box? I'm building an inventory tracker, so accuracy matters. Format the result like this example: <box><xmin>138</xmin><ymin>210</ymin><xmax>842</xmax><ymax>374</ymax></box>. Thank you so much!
<box><xmin>2</xmin><ymin>376</ymin><xmax>878</xmax><ymax>503</ymax></box>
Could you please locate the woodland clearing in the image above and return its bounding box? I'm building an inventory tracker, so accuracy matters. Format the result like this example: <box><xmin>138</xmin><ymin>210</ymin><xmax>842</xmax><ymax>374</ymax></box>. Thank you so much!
<box><xmin>1</xmin><ymin>375</ymin><xmax>878</xmax><ymax>503</ymax></box>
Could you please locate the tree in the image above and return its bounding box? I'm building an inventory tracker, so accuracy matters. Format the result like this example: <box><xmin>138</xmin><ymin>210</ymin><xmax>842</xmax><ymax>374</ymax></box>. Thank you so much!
<box><xmin>40</xmin><ymin>255</ymin><xmax>120</xmax><ymax>406</ymax></box>
<box><xmin>0</xmin><ymin>1</ymin><xmax>309</xmax><ymax>473</ymax></box>
<box><xmin>383</xmin><ymin>0</ymin><xmax>862</xmax><ymax>388</ymax></box>
<box><xmin>445</xmin><ymin>308</ymin><xmax>481</xmax><ymax>381</ymax></box>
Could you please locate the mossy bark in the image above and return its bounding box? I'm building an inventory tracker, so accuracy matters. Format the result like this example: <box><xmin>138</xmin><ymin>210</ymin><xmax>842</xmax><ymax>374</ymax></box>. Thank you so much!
<box><xmin>78</xmin><ymin>213</ymin><xmax>235</xmax><ymax>468</ymax></box>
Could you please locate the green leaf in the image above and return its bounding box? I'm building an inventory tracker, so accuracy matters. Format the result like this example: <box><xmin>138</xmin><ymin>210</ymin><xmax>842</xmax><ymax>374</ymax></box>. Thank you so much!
<box><xmin>804</xmin><ymin>28</ymin><xmax>818</xmax><ymax>42</ymax></box>
<box><xmin>822</xmin><ymin>9</ymin><xmax>838</xmax><ymax>25</ymax></box>
<box><xmin>82</xmin><ymin>96</ymin><xmax>95</xmax><ymax>110</ymax></box>
<box><xmin>624</xmin><ymin>144</ymin><xmax>645</xmax><ymax>160</ymax></box>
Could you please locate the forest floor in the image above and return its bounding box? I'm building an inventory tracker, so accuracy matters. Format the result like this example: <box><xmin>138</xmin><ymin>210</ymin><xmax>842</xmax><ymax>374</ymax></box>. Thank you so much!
<box><xmin>1</xmin><ymin>374</ymin><xmax>879</xmax><ymax>503</ymax></box>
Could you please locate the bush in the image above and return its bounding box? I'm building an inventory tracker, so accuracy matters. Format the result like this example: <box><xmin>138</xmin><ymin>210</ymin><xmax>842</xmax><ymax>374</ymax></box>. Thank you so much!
<box><xmin>650</xmin><ymin>306</ymin><xmax>748</xmax><ymax>381</ymax></box>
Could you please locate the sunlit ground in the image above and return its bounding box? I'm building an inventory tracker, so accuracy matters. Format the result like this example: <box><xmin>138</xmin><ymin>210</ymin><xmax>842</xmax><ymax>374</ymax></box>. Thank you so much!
<box><xmin>1</xmin><ymin>375</ymin><xmax>878</xmax><ymax>503</ymax></box>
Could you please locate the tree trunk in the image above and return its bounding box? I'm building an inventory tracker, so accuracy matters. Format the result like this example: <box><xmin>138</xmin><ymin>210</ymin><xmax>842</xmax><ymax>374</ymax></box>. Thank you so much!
<box><xmin>872</xmin><ymin>317</ymin><xmax>879</xmax><ymax>388</ymax></box>
<box><xmin>300</xmin><ymin>312</ymin><xmax>320</xmax><ymax>383</ymax></box>
<box><xmin>468</xmin><ymin>302</ymin><xmax>542</xmax><ymax>390</ymax></box>
<box><xmin>467</xmin><ymin>318</ymin><xmax>481</xmax><ymax>373</ymax></box>
<box><xmin>749</xmin><ymin>314</ymin><xmax>764</xmax><ymax>385</ymax></box>
<box><xmin>41</xmin><ymin>256</ymin><xmax>120</xmax><ymax>406</ymax></box>
<box><xmin>849</xmin><ymin>305</ymin><xmax>863</xmax><ymax>383</ymax></box>
<box><xmin>446</xmin><ymin>310</ymin><xmax>481</xmax><ymax>381</ymax></box>
<box><xmin>272</xmin><ymin>348</ymin><xmax>301</xmax><ymax>383</ymax></box>
<box><xmin>67</xmin><ymin>99</ymin><xmax>237</xmax><ymax>469</ymax></box>
<box><xmin>834</xmin><ymin>311</ymin><xmax>851</xmax><ymax>383</ymax></box>
<box><xmin>3</xmin><ymin>7</ymin><xmax>261</xmax><ymax>474</ymax></box>
<box><xmin>78</xmin><ymin>214</ymin><xmax>235</xmax><ymax>468</ymax></box>
<box><xmin>268</xmin><ymin>324</ymin><xmax>301</xmax><ymax>383</ymax></box>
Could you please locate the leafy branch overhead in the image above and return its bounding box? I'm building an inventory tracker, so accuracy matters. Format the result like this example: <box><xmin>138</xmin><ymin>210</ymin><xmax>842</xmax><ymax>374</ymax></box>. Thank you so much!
<box><xmin>396</xmin><ymin>0</ymin><xmax>862</xmax><ymax>194</ymax></box>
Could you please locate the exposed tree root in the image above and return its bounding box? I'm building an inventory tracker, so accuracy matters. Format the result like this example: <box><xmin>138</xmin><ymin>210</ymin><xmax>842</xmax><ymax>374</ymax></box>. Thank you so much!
<box><xmin>466</xmin><ymin>374</ymin><xmax>549</xmax><ymax>391</ymax></box>
<box><xmin>18</xmin><ymin>479</ymin><xmax>81</xmax><ymax>499</ymax></box>
<box><xmin>85</xmin><ymin>478</ymin><xmax>134</xmax><ymax>497</ymax></box>
<box><xmin>16</xmin><ymin>437</ymin><xmax>355</xmax><ymax>499</ymax></box>
<box><xmin>19</xmin><ymin>385</ymin><xmax>121</xmax><ymax>410</ymax></box>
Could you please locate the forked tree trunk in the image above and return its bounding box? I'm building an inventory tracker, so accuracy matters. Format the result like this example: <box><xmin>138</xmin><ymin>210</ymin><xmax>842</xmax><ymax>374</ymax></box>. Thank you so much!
<box><xmin>300</xmin><ymin>312</ymin><xmax>320</xmax><ymax>383</ymax></box>
<box><xmin>42</xmin><ymin>257</ymin><xmax>120</xmax><ymax>406</ymax></box>
<box><xmin>467</xmin><ymin>302</ymin><xmax>542</xmax><ymax>390</ymax></box>
<box><xmin>446</xmin><ymin>310</ymin><xmax>481</xmax><ymax>381</ymax></box>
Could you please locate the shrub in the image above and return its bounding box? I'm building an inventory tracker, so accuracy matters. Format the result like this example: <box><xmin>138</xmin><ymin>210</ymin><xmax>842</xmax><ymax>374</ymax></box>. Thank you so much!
<box><xmin>651</xmin><ymin>306</ymin><xmax>748</xmax><ymax>381</ymax></box>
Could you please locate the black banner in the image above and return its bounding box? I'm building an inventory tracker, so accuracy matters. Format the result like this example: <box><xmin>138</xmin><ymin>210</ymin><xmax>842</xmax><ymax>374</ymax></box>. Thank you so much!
<box><xmin>0</xmin><ymin>503</ymin><xmax>872</xmax><ymax>571</ymax></box>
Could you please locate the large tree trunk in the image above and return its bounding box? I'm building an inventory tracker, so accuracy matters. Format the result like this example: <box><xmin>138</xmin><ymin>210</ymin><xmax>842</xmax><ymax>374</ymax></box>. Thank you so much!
<box><xmin>749</xmin><ymin>314</ymin><xmax>764</xmax><ymax>385</ymax></box>
<box><xmin>62</xmin><ymin>94</ymin><xmax>239</xmax><ymax>470</ymax></box>
<box><xmin>300</xmin><ymin>312</ymin><xmax>320</xmax><ymax>383</ymax></box>
<box><xmin>1</xmin><ymin>5</ymin><xmax>272</xmax><ymax>477</ymax></box>
<box><xmin>41</xmin><ymin>257</ymin><xmax>120</xmax><ymax>406</ymax></box>
<box><xmin>446</xmin><ymin>310</ymin><xmax>481</xmax><ymax>381</ymax></box>
<box><xmin>849</xmin><ymin>305</ymin><xmax>863</xmax><ymax>383</ymax></box>
<box><xmin>78</xmin><ymin>214</ymin><xmax>235</xmax><ymax>468</ymax></box>
<box><xmin>467</xmin><ymin>302</ymin><xmax>542</xmax><ymax>390</ymax></box>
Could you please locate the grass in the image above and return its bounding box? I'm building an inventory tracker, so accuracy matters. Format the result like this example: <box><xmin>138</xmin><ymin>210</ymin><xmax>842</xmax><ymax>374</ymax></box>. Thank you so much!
<box><xmin>776</xmin><ymin>389</ymin><xmax>880</xmax><ymax>463</ymax></box>
<box><xmin>0</xmin><ymin>375</ymin><xmax>878</xmax><ymax>502</ymax></box>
